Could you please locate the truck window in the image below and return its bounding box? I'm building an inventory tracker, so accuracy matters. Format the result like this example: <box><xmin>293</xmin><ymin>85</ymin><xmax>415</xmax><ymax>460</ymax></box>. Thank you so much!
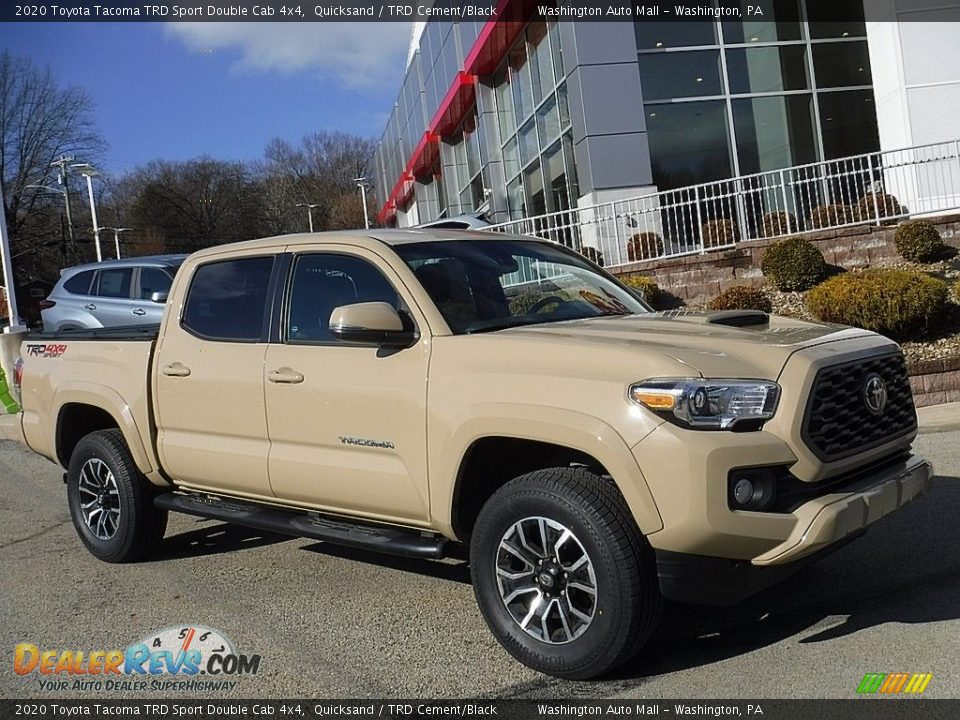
<box><xmin>286</xmin><ymin>254</ymin><xmax>400</xmax><ymax>343</ymax></box>
<box><xmin>182</xmin><ymin>256</ymin><xmax>274</xmax><ymax>341</ymax></box>
<box><xmin>63</xmin><ymin>270</ymin><xmax>96</xmax><ymax>295</ymax></box>
<box><xmin>95</xmin><ymin>268</ymin><xmax>134</xmax><ymax>299</ymax></box>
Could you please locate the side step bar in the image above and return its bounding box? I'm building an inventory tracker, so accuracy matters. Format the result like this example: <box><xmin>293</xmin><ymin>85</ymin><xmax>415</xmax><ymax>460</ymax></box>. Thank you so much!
<box><xmin>154</xmin><ymin>493</ymin><xmax>447</xmax><ymax>560</ymax></box>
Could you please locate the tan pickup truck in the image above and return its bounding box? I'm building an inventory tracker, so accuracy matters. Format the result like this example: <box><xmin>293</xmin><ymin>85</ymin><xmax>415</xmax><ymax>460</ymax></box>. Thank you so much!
<box><xmin>8</xmin><ymin>229</ymin><xmax>932</xmax><ymax>679</ymax></box>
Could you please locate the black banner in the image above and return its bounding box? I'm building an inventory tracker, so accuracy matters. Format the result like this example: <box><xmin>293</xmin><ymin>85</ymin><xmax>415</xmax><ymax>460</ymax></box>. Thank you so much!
<box><xmin>1</xmin><ymin>700</ymin><xmax>958</xmax><ymax>720</ymax></box>
<box><xmin>2</xmin><ymin>0</ymin><xmax>959</xmax><ymax>23</ymax></box>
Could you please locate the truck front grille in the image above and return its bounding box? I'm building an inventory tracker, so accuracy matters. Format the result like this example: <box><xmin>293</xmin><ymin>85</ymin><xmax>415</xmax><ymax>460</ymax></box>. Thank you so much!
<box><xmin>802</xmin><ymin>352</ymin><xmax>916</xmax><ymax>462</ymax></box>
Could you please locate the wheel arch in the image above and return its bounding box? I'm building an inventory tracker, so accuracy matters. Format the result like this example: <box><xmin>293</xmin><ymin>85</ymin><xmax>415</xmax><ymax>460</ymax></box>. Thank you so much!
<box><xmin>438</xmin><ymin>406</ymin><xmax>663</xmax><ymax>542</ymax></box>
<box><xmin>52</xmin><ymin>386</ymin><xmax>155</xmax><ymax>475</ymax></box>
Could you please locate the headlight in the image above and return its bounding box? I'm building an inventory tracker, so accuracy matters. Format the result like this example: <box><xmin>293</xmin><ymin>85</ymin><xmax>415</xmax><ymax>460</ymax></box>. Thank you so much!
<box><xmin>630</xmin><ymin>378</ymin><xmax>780</xmax><ymax>430</ymax></box>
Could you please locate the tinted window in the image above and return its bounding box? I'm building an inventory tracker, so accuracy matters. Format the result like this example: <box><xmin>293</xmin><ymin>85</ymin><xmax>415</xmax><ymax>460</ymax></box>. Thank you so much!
<box><xmin>812</xmin><ymin>41</ymin><xmax>872</xmax><ymax>89</ymax></box>
<box><xmin>182</xmin><ymin>257</ymin><xmax>274</xmax><ymax>341</ymax></box>
<box><xmin>96</xmin><ymin>268</ymin><xmax>133</xmax><ymax>299</ymax></box>
<box><xmin>139</xmin><ymin>267</ymin><xmax>173</xmax><ymax>300</ymax></box>
<box><xmin>63</xmin><ymin>270</ymin><xmax>96</xmax><ymax>295</ymax></box>
<box><xmin>287</xmin><ymin>254</ymin><xmax>400</xmax><ymax>343</ymax></box>
<box><xmin>395</xmin><ymin>240</ymin><xmax>648</xmax><ymax>335</ymax></box>
<box><xmin>638</xmin><ymin>50</ymin><xmax>723</xmax><ymax>100</ymax></box>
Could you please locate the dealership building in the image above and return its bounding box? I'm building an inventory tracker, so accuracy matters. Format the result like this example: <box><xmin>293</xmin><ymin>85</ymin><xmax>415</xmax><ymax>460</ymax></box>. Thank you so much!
<box><xmin>371</xmin><ymin>0</ymin><xmax>960</xmax><ymax>231</ymax></box>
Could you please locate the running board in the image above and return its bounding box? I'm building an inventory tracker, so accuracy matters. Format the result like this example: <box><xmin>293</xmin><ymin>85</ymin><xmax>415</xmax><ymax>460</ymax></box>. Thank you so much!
<box><xmin>154</xmin><ymin>493</ymin><xmax>447</xmax><ymax>559</ymax></box>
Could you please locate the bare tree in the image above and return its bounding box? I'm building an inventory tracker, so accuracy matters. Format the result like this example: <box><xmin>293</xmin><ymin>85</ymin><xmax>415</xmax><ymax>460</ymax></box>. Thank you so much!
<box><xmin>122</xmin><ymin>158</ymin><xmax>265</xmax><ymax>252</ymax></box>
<box><xmin>0</xmin><ymin>51</ymin><xmax>106</xmax><ymax>279</ymax></box>
<box><xmin>257</xmin><ymin>131</ymin><xmax>376</xmax><ymax>232</ymax></box>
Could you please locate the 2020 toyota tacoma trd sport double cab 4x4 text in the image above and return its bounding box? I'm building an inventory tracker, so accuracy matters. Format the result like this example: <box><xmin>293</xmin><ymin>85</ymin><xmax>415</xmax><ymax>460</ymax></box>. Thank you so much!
<box><xmin>8</xmin><ymin>229</ymin><xmax>933</xmax><ymax>679</ymax></box>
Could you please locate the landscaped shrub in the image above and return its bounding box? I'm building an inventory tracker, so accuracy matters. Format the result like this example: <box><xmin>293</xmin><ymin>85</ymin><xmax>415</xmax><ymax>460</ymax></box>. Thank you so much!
<box><xmin>762</xmin><ymin>211</ymin><xmax>797</xmax><ymax>238</ymax></box>
<box><xmin>626</xmin><ymin>232</ymin><xmax>664</xmax><ymax>262</ymax></box>
<box><xmin>894</xmin><ymin>220</ymin><xmax>945</xmax><ymax>263</ymax></box>
<box><xmin>806</xmin><ymin>269</ymin><xmax>948</xmax><ymax>340</ymax></box>
<box><xmin>760</xmin><ymin>236</ymin><xmax>827</xmax><ymax>291</ymax></box>
<box><xmin>621</xmin><ymin>275</ymin><xmax>661</xmax><ymax>305</ymax></box>
<box><xmin>808</xmin><ymin>204</ymin><xmax>851</xmax><ymax>229</ymax></box>
<box><xmin>701</xmin><ymin>219</ymin><xmax>739</xmax><ymax>248</ymax></box>
<box><xmin>579</xmin><ymin>245</ymin><xmax>604</xmax><ymax>266</ymax></box>
<box><xmin>708</xmin><ymin>285</ymin><xmax>772</xmax><ymax>314</ymax></box>
<box><xmin>855</xmin><ymin>192</ymin><xmax>904</xmax><ymax>224</ymax></box>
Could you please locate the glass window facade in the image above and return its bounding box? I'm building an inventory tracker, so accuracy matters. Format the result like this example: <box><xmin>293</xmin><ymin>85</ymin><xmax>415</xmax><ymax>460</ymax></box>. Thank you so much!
<box><xmin>637</xmin><ymin>0</ymin><xmax>878</xmax><ymax>191</ymax></box>
<box><xmin>492</xmin><ymin>21</ymin><xmax>579</xmax><ymax>220</ymax></box>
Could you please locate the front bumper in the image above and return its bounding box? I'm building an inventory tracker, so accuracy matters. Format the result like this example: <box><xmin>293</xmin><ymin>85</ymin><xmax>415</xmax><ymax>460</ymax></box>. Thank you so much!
<box><xmin>750</xmin><ymin>454</ymin><xmax>932</xmax><ymax>565</ymax></box>
<box><xmin>653</xmin><ymin>454</ymin><xmax>933</xmax><ymax>605</ymax></box>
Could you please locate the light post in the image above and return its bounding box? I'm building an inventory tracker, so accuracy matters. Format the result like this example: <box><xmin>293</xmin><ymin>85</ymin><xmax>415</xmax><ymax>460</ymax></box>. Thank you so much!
<box><xmin>72</xmin><ymin>163</ymin><xmax>103</xmax><ymax>262</ymax></box>
<box><xmin>296</xmin><ymin>202</ymin><xmax>320</xmax><ymax>233</ymax></box>
<box><xmin>49</xmin><ymin>156</ymin><xmax>76</xmax><ymax>244</ymax></box>
<box><xmin>100</xmin><ymin>227</ymin><xmax>132</xmax><ymax>259</ymax></box>
<box><xmin>354</xmin><ymin>177</ymin><xmax>370</xmax><ymax>229</ymax></box>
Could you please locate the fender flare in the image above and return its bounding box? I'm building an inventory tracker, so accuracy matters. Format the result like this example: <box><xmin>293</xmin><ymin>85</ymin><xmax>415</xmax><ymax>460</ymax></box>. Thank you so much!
<box><xmin>50</xmin><ymin>383</ymin><xmax>155</xmax><ymax>475</ymax></box>
<box><xmin>433</xmin><ymin>403</ymin><xmax>664</xmax><ymax>538</ymax></box>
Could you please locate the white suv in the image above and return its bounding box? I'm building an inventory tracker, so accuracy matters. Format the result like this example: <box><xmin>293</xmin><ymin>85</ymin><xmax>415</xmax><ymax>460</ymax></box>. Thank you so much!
<box><xmin>41</xmin><ymin>255</ymin><xmax>187</xmax><ymax>331</ymax></box>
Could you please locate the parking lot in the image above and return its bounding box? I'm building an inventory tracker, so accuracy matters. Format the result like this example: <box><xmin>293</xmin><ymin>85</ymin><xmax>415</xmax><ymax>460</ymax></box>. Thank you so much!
<box><xmin>1</xmin><ymin>412</ymin><xmax>958</xmax><ymax>700</ymax></box>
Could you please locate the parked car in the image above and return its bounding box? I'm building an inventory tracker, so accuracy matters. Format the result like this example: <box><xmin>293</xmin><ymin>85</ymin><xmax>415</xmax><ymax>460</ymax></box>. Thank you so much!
<box><xmin>40</xmin><ymin>255</ymin><xmax>188</xmax><ymax>332</ymax></box>
<box><xmin>10</xmin><ymin>230</ymin><xmax>931</xmax><ymax>679</ymax></box>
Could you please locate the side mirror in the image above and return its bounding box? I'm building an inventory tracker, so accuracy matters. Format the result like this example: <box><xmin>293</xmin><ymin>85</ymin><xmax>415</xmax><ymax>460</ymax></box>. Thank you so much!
<box><xmin>150</xmin><ymin>291</ymin><xmax>169</xmax><ymax>304</ymax></box>
<box><xmin>329</xmin><ymin>302</ymin><xmax>417</xmax><ymax>348</ymax></box>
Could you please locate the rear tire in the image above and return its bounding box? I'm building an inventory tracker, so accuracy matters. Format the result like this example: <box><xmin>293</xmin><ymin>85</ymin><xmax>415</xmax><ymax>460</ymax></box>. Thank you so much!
<box><xmin>470</xmin><ymin>467</ymin><xmax>661</xmax><ymax>679</ymax></box>
<box><xmin>66</xmin><ymin>429</ymin><xmax>167</xmax><ymax>563</ymax></box>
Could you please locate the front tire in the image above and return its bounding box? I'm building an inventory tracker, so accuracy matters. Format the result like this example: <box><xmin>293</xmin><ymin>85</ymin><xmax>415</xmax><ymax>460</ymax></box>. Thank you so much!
<box><xmin>67</xmin><ymin>429</ymin><xmax>167</xmax><ymax>563</ymax></box>
<box><xmin>470</xmin><ymin>467</ymin><xmax>661</xmax><ymax>679</ymax></box>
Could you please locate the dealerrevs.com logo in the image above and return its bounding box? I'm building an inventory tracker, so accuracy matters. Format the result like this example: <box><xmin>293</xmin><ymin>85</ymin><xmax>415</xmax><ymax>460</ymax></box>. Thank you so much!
<box><xmin>14</xmin><ymin>625</ymin><xmax>261</xmax><ymax>693</ymax></box>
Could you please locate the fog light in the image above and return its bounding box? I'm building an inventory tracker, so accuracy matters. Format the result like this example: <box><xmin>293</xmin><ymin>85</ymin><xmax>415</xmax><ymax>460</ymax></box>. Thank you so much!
<box><xmin>728</xmin><ymin>466</ymin><xmax>785</xmax><ymax>511</ymax></box>
<box><xmin>733</xmin><ymin>478</ymin><xmax>755</xmax><ymax>505</ymax></box>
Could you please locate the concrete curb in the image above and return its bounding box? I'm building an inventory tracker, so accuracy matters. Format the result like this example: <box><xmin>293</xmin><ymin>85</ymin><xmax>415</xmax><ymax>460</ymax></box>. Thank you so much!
<box><xmin>0</xmin><ymin>413</ymin><xmax>20</xmax><ymax>442</ymax></box>
<box><xmin>917</xmin><ymin>401</ymin><xmax>960</xmax><ymax>434</ymax></box>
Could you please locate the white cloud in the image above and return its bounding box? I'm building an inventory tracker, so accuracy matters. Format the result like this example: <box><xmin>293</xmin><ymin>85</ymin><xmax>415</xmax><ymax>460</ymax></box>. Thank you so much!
<box><xmin>165</xmin><ymin>22</ymin><xmax>412</xmax><ymax>90</ymax></box>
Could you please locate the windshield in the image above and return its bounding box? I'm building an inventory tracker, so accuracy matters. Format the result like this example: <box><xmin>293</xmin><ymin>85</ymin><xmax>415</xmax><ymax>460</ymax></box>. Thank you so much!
<box><xmin>394</xmin><ymin>239</ymin><xmax>650</xmax><ymax>334</ymax></box>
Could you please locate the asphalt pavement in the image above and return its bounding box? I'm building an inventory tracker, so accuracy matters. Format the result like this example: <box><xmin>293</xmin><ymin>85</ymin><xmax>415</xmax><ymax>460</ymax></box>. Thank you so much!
<box><xmin>0</xmin><ymin>407</ymin><xmax>958</xmax><ymax>700</ymax></box>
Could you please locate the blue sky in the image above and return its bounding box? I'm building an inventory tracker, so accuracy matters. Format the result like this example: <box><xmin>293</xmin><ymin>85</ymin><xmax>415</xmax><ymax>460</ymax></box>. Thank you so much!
<box><xmin>0</xmin><ymin>22</ymin><xmax>411</xmax><ymax>175</ymax></box>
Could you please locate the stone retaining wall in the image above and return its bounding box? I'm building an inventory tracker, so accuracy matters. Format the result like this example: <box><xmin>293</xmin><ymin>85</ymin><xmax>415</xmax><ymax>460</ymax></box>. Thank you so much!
<box><xmin>908</xmin><ymin>358</ymin><xmax>960</xmax><ymax>408</ymax></box>
<box><xmin>611</xmin><ymin>213</ymin><xmax>960</xmax><ymax>308</ymax></box>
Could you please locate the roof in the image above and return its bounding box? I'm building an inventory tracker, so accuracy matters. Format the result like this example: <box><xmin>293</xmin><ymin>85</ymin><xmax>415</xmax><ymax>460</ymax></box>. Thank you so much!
<box><xmin>186</xmin><ymin>228</ymin><xmax>528</xmax><ymax>258</ymax></box>
<box><xmin>62</xmin><ymin>254</ymin><xmax>189</xmax><ymax>273</ymax></box>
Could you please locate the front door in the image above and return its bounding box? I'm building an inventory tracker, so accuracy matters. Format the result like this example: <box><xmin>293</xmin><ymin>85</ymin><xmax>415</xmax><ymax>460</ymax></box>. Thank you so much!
<box><xmin>154</xmin><ymin>251</ymin><xmax>277</xmax><ymax>498</ymax></box>
<box><xmin>264</xmin><ymin>248</ymin><xmax>431</xmax><ymax>524</ymax></box>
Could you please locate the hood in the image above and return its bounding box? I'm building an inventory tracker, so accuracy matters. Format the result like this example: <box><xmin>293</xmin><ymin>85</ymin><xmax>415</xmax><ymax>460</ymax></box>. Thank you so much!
<box><xmin>497</xmin><ymin>310</ymin><xmax>878</xmax><ymax>379</ymax></box>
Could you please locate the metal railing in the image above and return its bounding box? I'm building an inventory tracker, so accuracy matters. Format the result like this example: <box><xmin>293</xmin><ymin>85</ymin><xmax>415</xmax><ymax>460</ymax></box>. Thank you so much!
<box><xmin>484</xmin><ymin>139</ymin><xmax>960</xmax><ymax>271</ymax></box>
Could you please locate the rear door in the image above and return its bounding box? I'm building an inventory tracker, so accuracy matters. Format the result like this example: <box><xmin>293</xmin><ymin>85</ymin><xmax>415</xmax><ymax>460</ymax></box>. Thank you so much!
<box><xmin>90</xmin><ymin>267</ymin><xmax>135</xmax><ymax>327</ymax></box>
<box><xmin>154</xmin><ymin>250</ymin><xmax>279</xmax><ymax>497</ymax></box>
<box><xmin>263</xmin><ymin>246</ymin><xmax>431</xmax><ymax>523</ymax></box>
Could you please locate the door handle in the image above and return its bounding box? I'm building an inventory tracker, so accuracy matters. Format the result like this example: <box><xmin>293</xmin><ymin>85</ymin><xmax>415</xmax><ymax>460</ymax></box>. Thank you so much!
<box><xmin>268</xmin><ymin>367</ymin><xmax>304</xmax><ymax>384</ymax></box>
<box><xmin>132</xmin><ymin>308</ymin><xmax>147</xmax><ymax>316</ymax></box>
<box><xmin>84</xmin><ymin>303</ymin><xmax>97</xmax><ymax>311</ymax></box>
<box><xmin>162</xmin><ymin>362</ymin><xmax>191</xmax><ymax>378</ymax></box>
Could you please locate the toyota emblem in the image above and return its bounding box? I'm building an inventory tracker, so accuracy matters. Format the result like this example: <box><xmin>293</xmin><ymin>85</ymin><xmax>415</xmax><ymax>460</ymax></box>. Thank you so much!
<box><xmin>863</xmin><ymin>373</ymin><xmax>888</xmax><ymax>415</ymax></box>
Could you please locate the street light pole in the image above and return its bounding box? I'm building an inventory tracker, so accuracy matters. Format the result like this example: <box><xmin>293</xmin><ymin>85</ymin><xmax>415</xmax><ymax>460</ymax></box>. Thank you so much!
<box><xmin>101</xmin><ymin>227</ymin><xmax>131</xmax><ymax>259</ymax></box>
<box><xmin>354</xmin><ymin>177</ymin><xmax>370</xmax><ymax>229</ymax></box>
<box><xmin>72</xmin><ymin>163</ymin><xmax>103</xmax><ymax>262</ymax></box>
<box><xmin>296</xmin><ymin>202</ymin><xmax>320</xmax><ymax>233</ymax></box>
<box><xmin>50</xmin><ymin>156</ymin><xmax>75</xmax><ymax>245</ymax></box>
